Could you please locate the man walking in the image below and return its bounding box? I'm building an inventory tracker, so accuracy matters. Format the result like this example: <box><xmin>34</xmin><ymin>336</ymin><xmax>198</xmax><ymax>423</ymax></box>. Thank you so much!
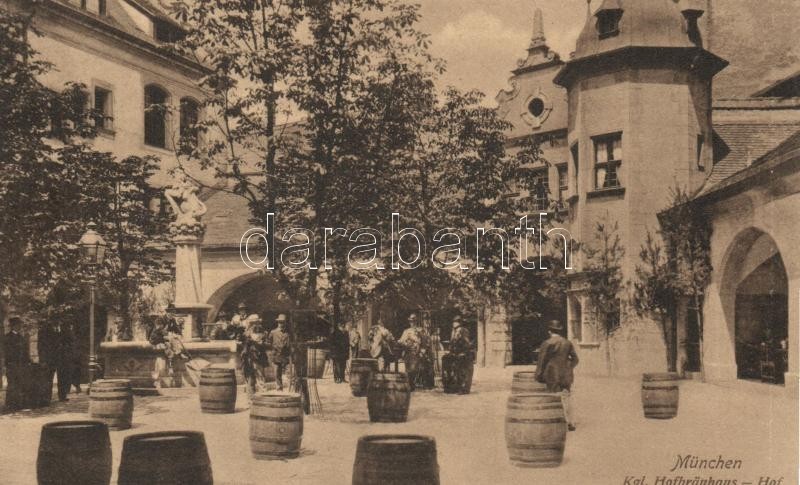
<box><xmin>535</xmin><ymin>319</ymin><xmax>579</xmax><ymax>431</ymax></box>
<box><xmin>267</xmin><ymin>314</ymin><xmax>291</xmax><ymax>391</ymax></box>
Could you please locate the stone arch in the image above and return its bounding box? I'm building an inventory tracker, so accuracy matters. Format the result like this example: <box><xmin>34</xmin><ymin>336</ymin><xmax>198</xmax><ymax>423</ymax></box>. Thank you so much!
<box><xmin>719</xmin><ymin>227</ymin><xmax>789</xmax><ymax>384</ymax></box>
<box><xmin>205</xmin><ymin>271</ymin><xmax>293</xmax><ymax>323</ymax></box>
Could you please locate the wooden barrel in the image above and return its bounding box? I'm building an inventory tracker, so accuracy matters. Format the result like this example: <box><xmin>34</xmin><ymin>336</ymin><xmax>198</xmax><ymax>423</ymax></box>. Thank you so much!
<box><xmin>511</xmin><ymin>371</ymin><xmax>548</xmax><ymax>394</ymax></box>
<box><xmin>350</xmin><ymin>358</ymin><xmax>378</xmax><ymax>397</ymax></box>
<box><xmin>641</xmin><ymin>372</ymin><xmax>680</xmax><ymax>419</ymax></box>
<box><xmin>118</xmin><ymin>431</ymin><xmax>213</xmax><ymax>485</ymax></box>
<box><xmin>367</xmin><ymin>372</ymin><xmax>411</xmax><ymax>423</ymax></box>
<box><xmin>37</xmin><ymin>421</ymin><xmax>112</xmax><ymax>485</ymax></box>
<box><xmin>505</xmin><ymin>393</ymin><xmax>567</xmax><ymax>468</ymax></box>
<box><xmin>352</xmin><ymin>435</ymin><xmax>439</xmax><ymax>485</ymax></box>
<box><xmin>307</xmin><ymin>348</ymin><xmax>329</xmax><ymax>378</ymax></box>
<box><xmin>249</xmin><ymin>392</ymin><xmax>303</xmax><ymax>460</ymax></box>
<box><xmin>89</xmin><ymin>379</ymin><xmax>133</xmax><ymax>431</ymax></box>
<box><xmin>442</xmin><ymin>354</ymin><xmax>473</xmax><ymax>394</ymax></box>
<box><xmin>198</xmin><ymin>367</ymin><xmax>237</xmax><ymax>414</ymax></box>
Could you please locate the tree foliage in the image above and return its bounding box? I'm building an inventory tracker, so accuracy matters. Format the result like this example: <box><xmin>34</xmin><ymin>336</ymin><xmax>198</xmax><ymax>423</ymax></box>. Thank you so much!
<box><xmin>0</xmin><ymin>10</ymin><xmax>172</xmax><ymax>337</ymax></box>
<box><xmin>634</xmin><ymin>188</ymin><xmax>712</xmax><ymax>373</ymax></box>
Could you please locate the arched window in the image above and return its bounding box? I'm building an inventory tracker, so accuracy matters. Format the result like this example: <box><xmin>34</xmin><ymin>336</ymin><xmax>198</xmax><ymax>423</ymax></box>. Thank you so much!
<box><xmin>179</xmin><ymin>97</ymin><xmax>199</xmax><ymax>149</ymax></box>
<box><xmin>144</xmin><ymin>85</ymin><xmax>169</xmax><ymax>148</ymax></box>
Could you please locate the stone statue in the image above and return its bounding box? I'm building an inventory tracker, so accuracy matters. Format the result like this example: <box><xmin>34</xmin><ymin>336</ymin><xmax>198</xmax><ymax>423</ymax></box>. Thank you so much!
<box><xmin>165</xmin><ymin>172</ymin><xmax>207</xmax><ymax>229</ymax></box>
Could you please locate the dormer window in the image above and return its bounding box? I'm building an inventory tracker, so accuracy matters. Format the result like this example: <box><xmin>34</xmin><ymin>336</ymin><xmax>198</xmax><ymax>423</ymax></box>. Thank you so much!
<box><xmin>596</xmin><ymin>5</ymin><xmax>623</xmax><ymax>40</ymax></box>
<box><xmin>80</xmin><ymin>0</ymin><xmax>107</xmax><ymax>16</ymax></box>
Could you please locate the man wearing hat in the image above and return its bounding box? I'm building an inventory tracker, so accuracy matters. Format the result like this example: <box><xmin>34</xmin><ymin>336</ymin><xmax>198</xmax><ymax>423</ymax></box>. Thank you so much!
<box><xmin>267</xmin><ymin>314</ymin><xmax>291</xmax><ymax>391</ymax></box>
<box><xmin>231</xmin><ymin>302</ymin><xmax>250</xmax><ymax>327</ymax></box>
<box><xmin>535</xmin><ymin>319</ymin><xmax>579</xmax><ymax>431</ymax></box>
<box><xmin>448</xmin><ymin>316</ymin><xmax>473</xmax><ymax>394</ymax></box>
<box><xmin>4</xmin><ymin>316</ymin><xmax>30</xmax><ymax>411</ymax></box>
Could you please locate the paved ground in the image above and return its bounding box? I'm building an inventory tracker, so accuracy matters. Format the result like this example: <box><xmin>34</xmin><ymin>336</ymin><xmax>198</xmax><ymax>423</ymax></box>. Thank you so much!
<box><xmin>1</xmin><ymin>368</ymin><xmax>797</xmax><ymax>485</ymax></box>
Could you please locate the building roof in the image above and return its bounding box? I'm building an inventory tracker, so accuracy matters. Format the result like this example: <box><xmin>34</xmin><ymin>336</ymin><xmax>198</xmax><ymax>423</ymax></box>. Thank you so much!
<box><xmin>694</xmin><ymin>129</ymin><xmax>800</xmax><ymax>203</ymax></box>
<box><xmin>752</xmin><ymin>70</ymin><xmax>800</xmax><ymax>98</ymax></box>
<box><xmin>572</xmin><ymin>0</ymin><xmax>697</xmax><ymax>61</ymax></box>
<box><xmin>39</xmin><ymin>0</ymin><xmax>205</xmax><ymax>73</ymax></box>
<box><xmin>202</xmin><ymin>189</ymin><xmax>256</xmax><ymax>248</ymax></box>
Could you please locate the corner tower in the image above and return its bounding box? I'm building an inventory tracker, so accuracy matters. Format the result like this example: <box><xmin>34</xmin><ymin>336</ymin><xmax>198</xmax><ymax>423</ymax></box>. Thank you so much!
<box><xmin>554</xmin><ymin>0</ymin><xmax>727</xmax><ymax>376</ymax></box>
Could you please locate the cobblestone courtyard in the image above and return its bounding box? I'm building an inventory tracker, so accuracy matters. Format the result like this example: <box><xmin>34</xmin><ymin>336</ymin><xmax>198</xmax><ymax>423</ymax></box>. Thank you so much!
<box><xmin>1</xmin><ymin>368</ymin><xmax>797</xmax><ymax>485</ymax></box>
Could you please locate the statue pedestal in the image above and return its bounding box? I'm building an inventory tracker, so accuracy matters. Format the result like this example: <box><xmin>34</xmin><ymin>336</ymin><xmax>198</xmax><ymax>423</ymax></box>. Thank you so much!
<box><xmin>171</xmin><ymin>223</ymin><xmax>210</xmax><ymax>341</ymax></box>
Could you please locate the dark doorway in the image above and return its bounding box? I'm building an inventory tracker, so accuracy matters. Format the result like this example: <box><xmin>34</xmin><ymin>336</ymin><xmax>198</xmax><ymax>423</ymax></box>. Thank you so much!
<box><xmin>685</xmin><ymin>306</ymin><xmax>702</xmax><ymax>372</ymax></box>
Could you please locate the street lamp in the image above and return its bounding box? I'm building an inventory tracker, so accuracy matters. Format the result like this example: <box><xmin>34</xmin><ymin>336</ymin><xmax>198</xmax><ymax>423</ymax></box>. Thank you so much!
<box><xmin>79</xmin><ymin>221</ymin><xmax>106</xmax><ymax>390</ymax></box>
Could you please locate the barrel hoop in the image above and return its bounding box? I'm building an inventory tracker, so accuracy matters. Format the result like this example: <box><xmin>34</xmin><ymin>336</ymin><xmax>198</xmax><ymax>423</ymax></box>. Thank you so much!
<box><xmin>642</xmin><ymin>386</ymin><xmax>679</xmax><ymax>391</ymax></box>
<box><xmin>200</xmin><ymin>398</ymin><xmax>234</xmax><ymax>403</ymax></box>
<box><xmin>508</xmin><ymin>443</ymin><xmax>565</xmax><ymax>450</ymax></box>
<box><xmin>250</xmin><ymin>414</ymin><xmax>302</xmax><ymax>422</ymax></box>
<box><xmin>90</xmin><ymin>389</ymin><xmax>131</xmax><ymax>393</ymax></box>
<box><xmin>252</xmin><ymin>450</ymin><xmax>299</xmax><ymax>457</ymax></box>
<box><xmin>505</xmin><ymin>417</ymin><xmax>565</xmax><ymax>424</ymax></box>
<box><xmin>643</xmin><ymin>404</ymin><xmax>678</xmax><ymax>409</ymax></box>
<box><xmin>90</xmin><ymin>396</ymin><xmax>132</xmax><ymax>401</ymax></box>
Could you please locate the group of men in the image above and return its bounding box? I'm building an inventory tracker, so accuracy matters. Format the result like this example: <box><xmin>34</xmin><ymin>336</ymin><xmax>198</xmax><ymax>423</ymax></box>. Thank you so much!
<box><xmin>3</xmin><ymin>316</ymin><xmax>82</xmax><ymax>412</ymax></box>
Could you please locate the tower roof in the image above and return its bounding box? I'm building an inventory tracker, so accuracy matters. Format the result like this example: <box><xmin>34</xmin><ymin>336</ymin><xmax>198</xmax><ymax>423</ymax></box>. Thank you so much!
<box><xmin>573</xmin><ymin>0</ymin><xmax>699</xmax><ymax>60</ymax></box>
<box><xmin>555</xmin><ymin>0</ymin><xmax>727</xmax><ymax>87</ymax></box>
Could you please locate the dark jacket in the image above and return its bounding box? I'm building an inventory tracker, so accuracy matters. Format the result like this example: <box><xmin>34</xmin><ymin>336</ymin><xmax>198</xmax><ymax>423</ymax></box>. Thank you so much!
<box><xmin>4</xmin><ymin>331</ymin><xmax>29</xmax><ymax>368</ymax></box>
<box><xmin>330</xmin><ymin>327</ymin><xmax>350</xmax><ymax>360</ymax></box>
<box><xmin>535</xmin><ymin>333</ymin><xmax>579</xmax><ymax>391</ymax></box>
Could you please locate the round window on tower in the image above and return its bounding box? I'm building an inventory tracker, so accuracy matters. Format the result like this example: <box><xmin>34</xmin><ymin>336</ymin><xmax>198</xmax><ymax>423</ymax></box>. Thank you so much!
<box><xmin>528</xmin><ymin>97</ymin><xmax>545</xmax><ymax>118</ymax></box>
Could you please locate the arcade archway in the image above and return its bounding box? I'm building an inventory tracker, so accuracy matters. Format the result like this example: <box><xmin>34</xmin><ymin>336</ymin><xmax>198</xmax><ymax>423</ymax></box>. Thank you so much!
<box><xmin>722</xmin><ymin>228</ymin><xmax>788</xmax><ymax>384</ymax></box>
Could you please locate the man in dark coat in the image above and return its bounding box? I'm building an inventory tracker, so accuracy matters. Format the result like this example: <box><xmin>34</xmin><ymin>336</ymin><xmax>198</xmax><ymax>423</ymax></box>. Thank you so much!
<box><xmin>4</xmin><ymin>316</ymin><xmax>30</xmax><ymax>411</ymax></box>
<box><xmin>39</xmin><ymin>322</ymin><xmax>74</xmax><ymax>402</ymax></box>
<box><xmin>330</xmin><ymin>322</ymin><xmax>350</xmax><ymax>383</ymax></box>
<box><xmin>535</xmin><ymin>319</ymin><xmax>579</xmax><ymax>430</ymax></box>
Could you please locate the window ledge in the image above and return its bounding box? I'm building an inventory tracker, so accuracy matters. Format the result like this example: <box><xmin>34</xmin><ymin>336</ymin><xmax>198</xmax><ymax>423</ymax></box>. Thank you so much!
<box><xmin>578</xmin><ymin>341</ymin><xmax>601</xmax><ymax>348</ymax></box>
<box><xmin>586</xmin><ymin>187</ymin><xmax>625</xmax><ymax>199</ymax></box>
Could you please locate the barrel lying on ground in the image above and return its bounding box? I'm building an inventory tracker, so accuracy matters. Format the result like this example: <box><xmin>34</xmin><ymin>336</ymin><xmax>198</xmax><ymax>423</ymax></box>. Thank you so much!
<box><xmin>118</xmin><ymin>431</ymin><xmax>213</xmax><ymax>485</ymax></box>
<box><xmin>350</xmin><ymin>358</ymin><xmax>378</xmax><ymax>397</ymax></box>
<box><xmin>198</xmin><ymin>366</ymin><xmax>237</xmax><ymax>414</ymax></box>
<box><xmin>511</xmin><ymin>371</ymin><xmax>548</xmax><ymax>394</ymax></box>
<box><xmin>352</xmin><ymin>435</ymin><xmax>439</xmax><ymax>485</ymax></box>
<box><xmin>89</xmin><ymin>379</ymin><xmax>133</xmax><ymax>430</ymax></box>
<box><xmin>367</xmin><ymin>372</ymin><xmax>411</xmax><ymax>423</ymax></box>
<box><xmin>641</xmin><ymin>372</ymin><xmax>680</xmax><ymax>419</ymax></box>
<box><xmin>505</xmin><ymin>393</ymin><xmax>567</xmax><ymax>468</ymax></box>
<box><xmin>37</xmin><ymin>420</ymin><xmax>112</xmax><ymax>485</ymax></box>
<box><xmin>249</xmin><ymin>392</ymin><xmax>303</xmax><ymax>459</ymax></box>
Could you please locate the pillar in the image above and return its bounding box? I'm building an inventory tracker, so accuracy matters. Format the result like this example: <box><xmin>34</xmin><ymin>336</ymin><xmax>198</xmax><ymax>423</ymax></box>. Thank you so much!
<box><xmin>171</xmin><ymin>225</ymin><xmax>211</xmax><ymax>341</ymax></box>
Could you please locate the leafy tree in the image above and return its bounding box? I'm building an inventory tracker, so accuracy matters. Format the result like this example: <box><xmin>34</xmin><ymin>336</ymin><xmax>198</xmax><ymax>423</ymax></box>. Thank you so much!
<box><xmin>634</xmin><ymin>188</ymin><xmax>712</xmax><ymax>373</ymax></box>
<box><xmin>172</xmin><ymin>0</ymin><xmax>441</xmax><ymax>321</ymax></box>
<box><xmin>583</xmin><ymin>221</ymin><xmax>625</xmax><ymax>375</ymax></box>
<box><xmin>0</xmin><ymin>10</ymin><xmax>172</xmax><ymax>340</ymax></box>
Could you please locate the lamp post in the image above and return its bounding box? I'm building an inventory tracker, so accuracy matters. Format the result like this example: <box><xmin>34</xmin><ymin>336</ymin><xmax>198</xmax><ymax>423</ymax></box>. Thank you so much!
<box><xmin>79</xmin><ymin>221</ymin><xmax>107</xmax><ymax>390</ymax></box>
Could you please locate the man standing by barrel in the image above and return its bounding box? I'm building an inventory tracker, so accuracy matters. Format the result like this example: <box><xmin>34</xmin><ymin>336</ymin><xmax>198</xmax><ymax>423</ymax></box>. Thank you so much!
<box><xmin>330</xmin><ymin>321</ymin><xmax>350</xmax><ymax>383</ymax></box>
<box><xmin>267</xmin><ymin>314</ymin><xmax>291</xmax><ymax>391</ymax></box>
<box><xmin>399</xmin><ymin>314</ymin><xmax>426</xmax><ymax>391</ymax></box>
<box><xmin>535</xmin><ymin>320</ymin><xmax>579</xmax><ymax>431</ymax></box>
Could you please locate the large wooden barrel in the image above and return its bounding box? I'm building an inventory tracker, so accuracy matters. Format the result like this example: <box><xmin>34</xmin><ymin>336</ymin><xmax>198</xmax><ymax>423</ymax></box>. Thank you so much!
<box><xmin>89</xmin><ymin>379</ymin><xmax>133</xmax><ymax>431</ymax></box>
<box><xmin>307</xmin><ymin>348</ymin><xmax>329</xmax><ymax>378</ymax></box>
<box><xmin>198</xmin><ymin>367</ymin><xmax>237</xmax><ymax>414</ymax></box>
<box><xmin>118</xmin><ymin>431</ymin><xmax>213</xmax><ymax>485</ymax></box>
<box><xmin>641</xmin><ymin>372</ymin><xmax>680</xmax><ymax>419</ymax></box>
<box><xmin>511</xmin><ymin>371</ymin><xmax>548</xmax><ymax>394</ymax></box>
<box><xmin>249</xmin><ymin>392</ymin><xmax>303</xmax><ymax>460</ymax></box>
<box><xmin>37</xmin><ymin>421</ymin><xmax>112</xmax><ymax>485</ymax></box>
<box><xmin>367</xmin><ymin>372</ymin><xmax>411</xmax><ymax>423</ymax></box>
<box><xmin>350</xmin><ymin>358</ymin><xmax>378</xmax><ymax>397</ymax></box>
<box><xmin>505</xmin><ymin>393</ymin><xmax>567</xmax><ymax>468</ymax></box>
<box><xmin>352</xmin><ymin>435</ymin><xmax>439</xmax><ymax>485</ymax></box>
